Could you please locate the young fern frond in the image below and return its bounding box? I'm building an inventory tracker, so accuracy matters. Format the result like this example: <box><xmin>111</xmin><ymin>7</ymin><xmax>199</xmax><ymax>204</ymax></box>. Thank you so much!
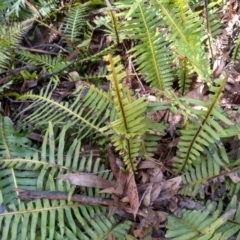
<box><xmin>174</xmin><ymin>74</ymin><xmax>233</xmax><ymax>173</ymax></box>
<box><xmin>101</xmin><ymin>54</ymin><xmax>148</xmax><ymax>172</ymax></box>
<box><xmin>123</xmin><ymin>1</ymin><xmax>174</xmax><ymax>90</ymax></box>
<box><xmin>158</xmin><ymin>0</ymin><xmax>211</xmax><ymax>82</ymax></box>
<box><xmin>166</xmin><ymin>196</ymin><xmax>240</xmax><ymax>240</ymax></box>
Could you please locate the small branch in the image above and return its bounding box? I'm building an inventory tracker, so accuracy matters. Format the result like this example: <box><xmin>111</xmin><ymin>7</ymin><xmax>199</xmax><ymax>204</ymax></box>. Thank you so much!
<box><xmin>14</xmin><ymin>188</ymin><xmax>115</xmax><ymax>207</ymax></box>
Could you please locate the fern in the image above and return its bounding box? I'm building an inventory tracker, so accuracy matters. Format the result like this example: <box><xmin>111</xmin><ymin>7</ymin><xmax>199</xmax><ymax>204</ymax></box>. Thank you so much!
<box><xmin>63</xmin><ymin>5</ymin><xmax>88</xmax><ymax>44</ymax></box>
<box><xmin>166</xmin><ymin>196</ymin><xmax>240</xmax><ymax>239</ymax></box>
<box><xmin>177</xmin><ymin>57</ymin><xmax>194</xmax><ymax>95</ymax></box>
<box><xmin>205</xmin><ymin>1</ymin><xmax>222</xmax><ymax>39</ymax></box>
<box><xmin>17</xmin><ymin>51</ymin><xmax>69</xmax><ymax>73</ymax></box>
<box><xmin>17</xmin><ymin>81</ymin><xmax>106</xmax><ymax>137</ymax></box>
<box><xmin>123</xmin><ymin>0</ymin><xmax>174</xmax><ymax>90</ymax></box>
<box><xmin>0</xmin><ymin>121</ymin><xmax>131</xmax><ymax>239</ymax></box>
<box><xmin>174</xmin><ymin>74</ymin><xmax>233</xmax><ymax>173</ymax></box>
<box><xmin>232</xmin><ymin>33</ymin><xmax>240</xmax><ymax>63</ymax></box>
<box><xmin>0</xmin><ymin>195</ymin><xmax>131</xmax><ymax>240</ymax></box>
<box><xmin>101</xmin><ymin>54</ymin><xmax>148</xmax><ymax>172</ymax></box>
<box><xmin>158</xmin><ymin>0</ymin><xmax>211</xmax><ymax>82</ymax></box>
<box><xmin>0</xmin><ymin>115</ymin><xmax>34</xmax><ymax>158</ymax></box>
<box><xmin>0</xmin><ymin>20</ymin><xmax>33</xmax><ymax>71</ymax></box>
<box><xmin>37</xmin><ymin>0</ymin><xmax>60</xmax><ymax>17</ymax></box>
<box><xmin>179</xmin><ymin>156</ymin><xmax>220</xmax><ymax>197</ymax></box>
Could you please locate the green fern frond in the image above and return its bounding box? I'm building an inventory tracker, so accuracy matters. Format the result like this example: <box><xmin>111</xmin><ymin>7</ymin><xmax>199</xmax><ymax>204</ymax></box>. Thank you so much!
<box><xmin>0</xmin><ymin>115</ymin><xmax>34</xmax><ymax>158</ymax></box>
<box><xmin>123</xmin><ymin>1</ymin><xmax>174</xmax><ymax>90</ymax></box>
<box><xmin>158</xmin><ymin>0</ymin><xmax>211</xmax><ymax>82</ymax></box>
<box><xmin>205</xmin><ymin>1</ymin><xmax>222</xmax><ymax>39</ymax></box>
<box><xmin>0</xmin><ymin>121</ymin><xmax>131</xmax><ymax>239</ymax></box>
<box><xmin>174</xmin><ymin>74</ymin><xmax>233</xmax><ymax>173</ymax></box>
<box><xmin>177</xmin><ymin>57</ymin><xmax>194</xmax><ymax>95</ymax></box>
<box><xmin>17</xmin><ymin>51</ymin><xmax>69</xmax><ymax>72</ymax></box>
<box><xmin>37</xmin><ymin>0</ymin><xmax>59</xmax><ymax>17</ymax></box>
<box><xmin>166</xmin><ymin>196</ymin><xmax>240</xmax><ymax>240</ymax></box>
<box><xmin>0</xmin><ymin>19</ymin><xmax>33</xmax><ymax>70</ymax></box>
<box><xmin>17</xmin><ymin>83</ymin><xmax>106</xmax><ymax>137</ymax></box>
<box><xmin>0</xmin><ymin>196</ymin><xmax>131</xmax><ymax>240</ymax></box>
<box><xmin>63</xmin><ymin>5</ymin><xmax>88</xmax><ymax>44</ymax></box>
<box><xmin>232</xmin><ymin>33</ymin><xmax>240</xmax><ymax>63</ymax></box>
<box><xmin>102</xmin><ymin>54</ymin><xmax>148</xmax><ymax>172</ymax></box>
<box><xmin>76</xmin><ymin>83</ymin><xmax>116</xmax><ymax>122</ymax></box>
<box><xmin>180</xmin><ymin>156</ymin><xmax>220</xmax><ymax>197</ymax></box>
<box><xmin>7</xmin><ymin>0</ymin><xmax>25</xmax><ymax>17</ymax></box>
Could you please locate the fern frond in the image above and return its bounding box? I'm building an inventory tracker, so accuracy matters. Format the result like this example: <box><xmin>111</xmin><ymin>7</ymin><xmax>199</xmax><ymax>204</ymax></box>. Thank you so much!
<box><xmin>7</xmin><ymin>0</ymin><xmax>25</xmax><ymax>17</ymax></box>
<box><xmin>123</xmin><ymin>1</ymin><xmax>174</xmax><ymax>90</ymax></box>
<box><xmin>232</xmin><ymin>33</ymin><xmax>240</xmax><ymax>63</ymax></box>
<box><xmin>17</xmin><ymin>51</ymin><xmax>69</xmax><ymax>72</ymax></box>
<box><xmin>0</xmin><ymin>196</ymin><xmax>131</xmax><ymax>240</ymax></box>
<box><xmin>0</xmin><ymin>115</ymin><xmax>34</xmax><ymax>158</ymax></box>
<box><xmin>0</xmin><ymin>19</ymin><xmax>32</xmax><ymax>70</ymax></box>
<box><xmin>166</xmin><ymin>197</ymin><xmax>240</xmax><ymax>240</ymax></box>
<box><xmin>205</xmin><ymin>1</ymin><xmax>222</xmax><ymax>39</ymax></box>
<box><xmin>102</xmin><ymin>54</ymin><xmax>148</xmax><ymax>172</ymax></box>
<box><xmin>180</xmin><ymin>155</ymin><xmax>220</xmax><ymax>197</ymax></box>
<box><xmin>157</xmin><ymin>0</ymin><xmax>211</xmax><ymax>82</ymax></box>
<box><xmin>17</xmin><ymin>83</ymin><xmax>106</xmax><ymax>137</ymax></box>
<box><xmin>0</xmin><ymin>121</ymin><xmax>131</xmax><ymax>239</ymax></box>
<box><xmin>63</xmin><ymin>5</ymin><xmax>88</xmax><ymax>43</ymax></box>
<box><xmin>76</xmin><ymin>83</ymin><xmax>116</xmax><ymax>122</ymax></box>
<box><xmin>177</xmin><ymin>57</ymin><xmax>193</xmax><ymax>95</ymax></box>
<box><xmin>37</xmin><ymin>0</ymin><xmax>59</xmax><ymax>17</ymax></box>
<box><xmin>174</xmin><ymin>74</ymin><xmax>233</xmax><ymax>172</ymax></box>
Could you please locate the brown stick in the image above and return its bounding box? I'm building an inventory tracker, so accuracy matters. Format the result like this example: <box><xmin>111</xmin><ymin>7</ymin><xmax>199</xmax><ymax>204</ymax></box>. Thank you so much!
<box><xmin>14</xmin><ymin>188</ymin><xmax>115</xmax><ymax>207</ymax></box>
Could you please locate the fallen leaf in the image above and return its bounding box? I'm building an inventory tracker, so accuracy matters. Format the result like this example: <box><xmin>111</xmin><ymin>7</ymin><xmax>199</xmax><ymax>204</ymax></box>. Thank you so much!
<box><xmin>107</xmin><ymin>144</ymin><xmax>119</xmax><ymax>178</ymax></box>
<box><xmin>158</xmin><ymin>176</ymin><xmax>181</xmax><ymax>201</ymax></box>
<box><xmin>58</xmin><ymin>173</ymin><xmax>114</xmax><ymax>188</ymax></box>
<box><xmin>138</xmin><ymin>161</ymin><xmax>159</xmax><ymax>169</ymax></box>
<box><xmin>227</xmin><ymin>171</ymin><xmax>240</xmax><ymax>183</ymax></box>
<box><xmin>127</xmin><ymin>173</ymin><xmax>140</xmax><ymax>218</ymax></box>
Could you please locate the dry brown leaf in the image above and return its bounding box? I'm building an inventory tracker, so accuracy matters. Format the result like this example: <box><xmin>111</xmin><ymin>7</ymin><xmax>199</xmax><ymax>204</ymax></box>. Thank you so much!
<box><xmin>149</xmin><ymin>168</ymin><xmax>163</xmax><ymax>183</ymax></box>
<box><xmin>142</xmin><ymin>183</ymin><xmax>153</xmax><ymax>207</ymax></box>
<box><xmin>168</xmin><ymin>112</ymin><xmax>182</xmax><ymax>137</ymax></box>
<box><xmin>127</xmin><ymin>173</ymin><xmax>140</xmax><ymax>218</ymax></box>
<box><xmin>107</xmin><ymin>144</ymin><xmax>119</xmax><ymax>178</ymax></box>
<box><xmin>151</xmin><ymin>183</ymin><xmax>163</xmax><ymax>204</ymax></box>
<box><xmin>25</xmin><ymin>0</ymin><xmax>42</xmax><ymax>19</ymax></box>
<box><xmin>107</xmin><ymin>234</ymin><xmax>116</xmax><ymax>240</ymax></box>
<box><xmin>168</xmin><ymin>137</ymin><xmax>180</xmax><ymax>148</ymax></box>
<box><xmin>138</xmin><ymin>161</ymin><xmax>159</xmax><ymax>169</ymax></box>
<box><xmin>139</xmin><ymin>170</ymin><xmax>149</xmax><ymax>184</ymax></box>
<box><xmin>227</xmin><ymin>172</ymin><xmax>240</xmax><ymax>183</ymax></box>
<box><xmin>158</xmin><ymin>176</ymin><xmax>181</xmax><ymax>201</ymax></box>
<box><xmin>58</xmin><ymin>173</ymin><xmax>114</xmax><ymax>188</ymax></box>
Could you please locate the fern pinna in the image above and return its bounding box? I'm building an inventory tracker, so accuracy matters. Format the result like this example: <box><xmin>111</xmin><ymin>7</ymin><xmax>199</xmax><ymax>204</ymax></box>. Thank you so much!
<box><xmin>174</xmin><ymin>74</ymin><xmax>233</xmax><ymax>173</ymax></box>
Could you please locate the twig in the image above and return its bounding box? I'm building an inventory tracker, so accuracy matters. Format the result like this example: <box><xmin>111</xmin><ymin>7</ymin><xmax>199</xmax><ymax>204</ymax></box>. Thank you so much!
<box><xmin>14</xmin><ymin>188</ymin><xmax>115</xmax><ymax>207</ymax></box>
